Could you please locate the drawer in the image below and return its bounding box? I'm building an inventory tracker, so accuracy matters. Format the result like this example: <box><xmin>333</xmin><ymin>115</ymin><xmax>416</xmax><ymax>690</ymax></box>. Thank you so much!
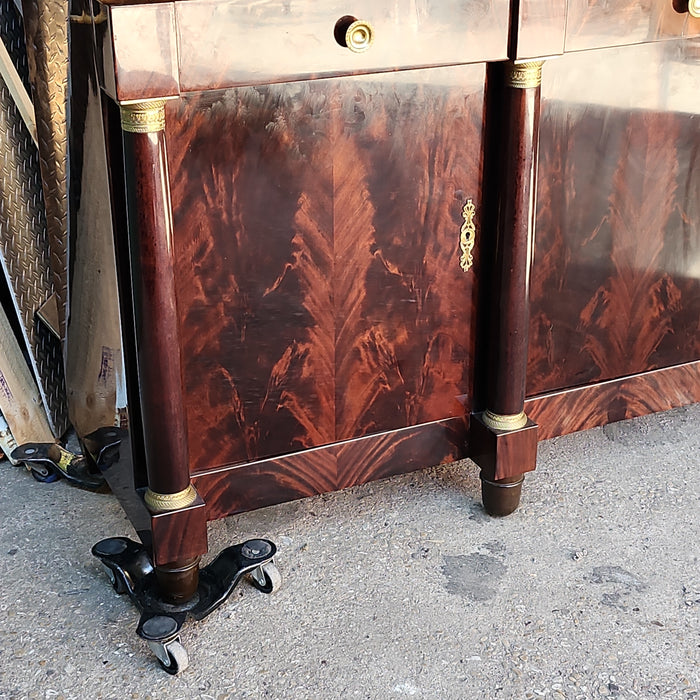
<box><xmin>513</xmin><ymin>0</ymin><xmax>700</xmax><ymax>60</ymax></box>
<box><xmin>175</xmin><ymin>0</ymin><xmax>510</xmax><ymax>91</ymax></box>
<box><xmin>565</xmin><ymin>0</ymin><xmax>700</xmax><ymax>52</ymax></box>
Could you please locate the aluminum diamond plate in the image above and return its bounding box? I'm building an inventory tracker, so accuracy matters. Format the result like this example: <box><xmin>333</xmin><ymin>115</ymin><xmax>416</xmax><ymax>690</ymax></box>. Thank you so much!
<box><xmin>0</xmin><ymin>0</ymin><xmax>69</xmax><ymax>437</ymax></box>
<box><xmin>20</xmin><ymin>0</ymin><xmax>69</xmax><ymax>340</ymax></box>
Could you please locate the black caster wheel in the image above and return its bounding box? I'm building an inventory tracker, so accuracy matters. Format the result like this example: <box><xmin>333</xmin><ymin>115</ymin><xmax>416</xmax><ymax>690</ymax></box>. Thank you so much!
<box><xmin>30</xmin><ymin>465</ymin><xmax>60</xmax><ymax>483</ymax></box>
<box><xmin>248</xmin><ymin>561</ymin><xmax>282</xmax><ymax>594</ymax></box>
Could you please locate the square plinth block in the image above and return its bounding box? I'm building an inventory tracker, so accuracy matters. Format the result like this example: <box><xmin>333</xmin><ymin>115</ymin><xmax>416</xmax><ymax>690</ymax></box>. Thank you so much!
<box><xmin>147</xmin><ymin>494</ymin><xmax>208</xmax><ymax>567</ymax></box>
<box><xmin>470</xmin><ymin>413</ymin><xmax>538</xmax><ymax>481</ymax></box>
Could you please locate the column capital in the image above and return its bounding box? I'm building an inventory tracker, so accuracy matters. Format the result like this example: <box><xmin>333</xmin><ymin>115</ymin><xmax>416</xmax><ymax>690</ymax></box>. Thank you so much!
<box><xmin>120</xmin><ymin>99</ymin><xmax>167</xmax><ymax>133</ymax></box>
<box><xmin>504</xmin><ymin>61</ymin><xmax>545</xmax><ymax>89</ymax></box>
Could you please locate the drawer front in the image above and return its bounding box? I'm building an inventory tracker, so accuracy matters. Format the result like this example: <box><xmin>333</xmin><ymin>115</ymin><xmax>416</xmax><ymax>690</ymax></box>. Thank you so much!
<box><xmin>564</xmin><ymin>0</ymin><xmax>700</xmax><ymax>52</ymax></box>
<box><xmin>513</xmin><ymin>0</ymin><xmax>700</xmax><ymax>59</ymax></box>
<box><xmin>176</xmin><ymin>0</ymin><xmax>509</xmax><ymax>91</ymax></box>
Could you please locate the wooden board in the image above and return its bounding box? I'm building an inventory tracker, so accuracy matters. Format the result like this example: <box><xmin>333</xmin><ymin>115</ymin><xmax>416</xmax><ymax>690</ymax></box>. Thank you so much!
<box><xmin>0</xmin><ymin>303</ymin><xmax>53</xmax><ymax>445</ymax></box>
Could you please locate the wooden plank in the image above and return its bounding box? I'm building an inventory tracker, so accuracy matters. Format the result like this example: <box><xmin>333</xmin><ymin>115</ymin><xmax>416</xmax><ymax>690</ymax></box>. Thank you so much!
<box><xmin>64</xmin><ymin>68</ymin><xmax>124</xmax><ymax>437</ymax></box>
<box><xmin>0</xmin><ymin>304</ymin><xmax>54</xmax><ymax>445</ymax></box>
<box><xmin>0</xmin><ymin>412</ymin><xmax>19</xmax><ymax>462</ymax></box>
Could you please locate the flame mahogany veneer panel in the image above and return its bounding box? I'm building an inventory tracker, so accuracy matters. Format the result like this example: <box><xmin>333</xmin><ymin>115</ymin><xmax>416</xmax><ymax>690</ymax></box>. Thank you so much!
<box><xmin>528</xmin><ymin>102</ymin><xmax>700</xmax><ymax>397</ymax></box>
<box><xmin>165</xmin><ymin>66</ymin><xmax>485</xmax><ymax>475</ymax></box>
<box><xmin>526</xmin><ymin>361</ymin><xmax>700</xmax><ymax>440</ymax></box>
<box><xmin>192</xmin><ymin>415</ymin><xmax>468</xmax><ymax>521</ymax></box>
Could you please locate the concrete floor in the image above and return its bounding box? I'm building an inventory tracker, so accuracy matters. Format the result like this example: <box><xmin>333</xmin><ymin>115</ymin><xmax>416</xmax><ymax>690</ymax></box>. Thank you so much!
<box><xmin>0</xmin><ymin>404</ymin><xmax>698</xmax><ymax>699</ymax></box>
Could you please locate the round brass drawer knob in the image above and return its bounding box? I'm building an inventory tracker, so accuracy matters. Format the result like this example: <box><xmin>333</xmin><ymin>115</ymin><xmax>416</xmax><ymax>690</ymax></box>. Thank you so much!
<box><xmin>345</xmin><ymin>20</ymin><xmax>374</xmax><ymax>53</ymax></box>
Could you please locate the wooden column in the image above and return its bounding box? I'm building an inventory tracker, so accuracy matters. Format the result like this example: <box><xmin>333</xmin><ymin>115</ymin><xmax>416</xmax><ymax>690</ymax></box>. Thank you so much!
<box><xmin>120</xmin><ymin>99</ymin><xmax>206</xmax><ymax>602</ymax></box>
<box><xmin>471</xmin><ymin>61</ymin><xmax>543</xmax><ymax>516</ymax></box>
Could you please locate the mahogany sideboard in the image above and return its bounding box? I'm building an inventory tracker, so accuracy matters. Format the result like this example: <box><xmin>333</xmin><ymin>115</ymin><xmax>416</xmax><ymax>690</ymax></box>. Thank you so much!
<box><xmin>63</xmin><ymin>0</ymin><xmax>699</xmax><ymax>672</ymax></box>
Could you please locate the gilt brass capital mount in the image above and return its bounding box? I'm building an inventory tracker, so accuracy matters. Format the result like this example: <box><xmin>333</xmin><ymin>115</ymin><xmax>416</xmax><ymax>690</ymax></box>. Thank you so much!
<box><xmin>504</xmin><ymin>61</ymin><xmax>544</xmax><ymax>89</ymax></box>
<box><xmin>120</xmin><ymin>100</ymin><xmax>167</xmax><ymax>134</ymax></box>
<box><xmin>144</xmin><ymin>484</ymin><xmax>198</xmax><ymax>512</ymax></box>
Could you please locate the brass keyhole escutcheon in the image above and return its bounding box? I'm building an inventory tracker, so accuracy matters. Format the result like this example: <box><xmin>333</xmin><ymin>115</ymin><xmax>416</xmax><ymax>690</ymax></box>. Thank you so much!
<box><xmin>334</xmin><ymin>16</ymin><xmax>374</xmax><ymax>53</ymax></box>
<box><xmin>460</xmin><ymin>199</ymin><xmax>476</xmax><ymax>272</ymax></box>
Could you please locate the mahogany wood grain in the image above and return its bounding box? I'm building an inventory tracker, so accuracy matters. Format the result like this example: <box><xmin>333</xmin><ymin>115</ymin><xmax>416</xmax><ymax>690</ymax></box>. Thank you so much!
<box><xmin>165</xmin><ymin>66</ymin><xmax>485</xmax><ymax>474</ymax></box>
<box><xmin>174</xmin><ymin>0</ymin><xmax>509</xmax><ymax>91</ymax></box>
<box><xmin>528</xmin><ymin>47</ymin><xmax>700</xmax><ymax>397</ymax></box>
<box><xmin>122</xmin><ymin>129</ymin><xmax>189</xmax><ymax>495</ymax></box>
<box><xmin>102</xmin><ymin>95</ymin><xmax>149</xmax><ymax>492</ymax></box>
<box><xmin>564</xmin><ymin>0</ymin><xmax>700</xmax><ymax>52</ymax></box>
<box><xmin>470</xmin><ymin>414</ymin><xmax>538</xmax><ymax>480</ymax></box>
<box><xmin>150</xmin><ymin>495</ymin><xmax>208</xmax><ymax>566</ymax></box>
<box><xmin>192</xmin><ymin>415</ymin><xmax>468</xmax><ymax>521</ymax></box>
<box><xmin>526</xmin><ymin>361</ymin><xmax>700</xmax><ymax>440</ymax></box>
<box><xmin>512</xmin><ymin>0</ymin><xmax>566</xmax><ymax>60</ymax></box>
<box><xmin>485</xmin><ymin>64</ymin><xmax>541</xmax><ymax>417</ymax></box>
<box><xmin>102</xmin><ymin>3</ymin><xmax>179</xmax><ymax>102</ymax></box>
<box><xmin>98</xmin><ymin>0</ymin><xmax>508</xmax><ymax>98</ymax></box>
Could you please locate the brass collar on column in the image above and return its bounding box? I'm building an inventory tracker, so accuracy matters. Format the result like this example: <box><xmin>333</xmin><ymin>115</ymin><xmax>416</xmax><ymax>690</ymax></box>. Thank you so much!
<box><xmin>483</xmin><ymin>410</ymin><xmax>528</xmax><ymax>431</ymax></box>
<box><xmin>144</xmin><ymin>484</ymin><xmax>198</xmax><ymax>512</ymax></box>
<box><xmin>120</xmin><ymin>100</ymin><xmax>167</xmax><ymax>133</ymax></box>
<box><xmin>504</xmin><ymin>61</ymin><xmax>544</xmax><ymax>89</ymax></box>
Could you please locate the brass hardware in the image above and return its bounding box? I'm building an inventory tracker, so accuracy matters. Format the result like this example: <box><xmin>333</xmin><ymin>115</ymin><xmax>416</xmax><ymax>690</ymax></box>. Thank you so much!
<box><xmin>144</xmin><ymin>484</ymin><xmax>198</xmax><ymax>512</ymax></box>
<box><xmin>346</xmin><ymin>20</ymin><xmax>374</xmax><ymax>53</ymax></box>
<box><xmin>483</xmin><ymin>410</ymin><xmax>528</xmax><ymax>431</ymax></box>
<box><xmin>690</xmin><ymin>0</ymin><xmax>700</xmax><ymax>18</ymax></box>
<box><xmin>120</xmin><ymin>100</ymin><xmax>167</xmax><ymax>134</ymax></box>
<box><xmin>459</xmin><ymin>198</ymin><xmax>476</xmax><ymax>272</ymax></box>
<box><xmin>504</xmin><ymin>61</ymin><xmax>544</xmax><ymax>89</ymax></box>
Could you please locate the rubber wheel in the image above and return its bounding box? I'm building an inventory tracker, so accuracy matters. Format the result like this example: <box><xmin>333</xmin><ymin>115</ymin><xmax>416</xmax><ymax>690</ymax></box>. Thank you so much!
<box><xmin>158</xmin><ymin>640</ymin><xmax>189</xmax><ymax>675</ymax></box>
<box><xmin>30</xmin><ymin>466</ymin><xmax>59</xmax><ymax>483</ymax></box>
<box><xmin>248</xmin><ymin>561</ymin><xmax>282</xmax><ymax>594</ymax></box>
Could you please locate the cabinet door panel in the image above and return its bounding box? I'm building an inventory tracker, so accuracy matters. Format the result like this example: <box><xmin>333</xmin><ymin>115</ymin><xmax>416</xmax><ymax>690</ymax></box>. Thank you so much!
<box><xmin>166</xmin><ymin>65</ymin><xmax>485</xmax><ymax>473</ymax></box>
<box><xmin>528</xmin><ymin>44</ymin><xmax>700</xmax><ymax>397</ymax></box>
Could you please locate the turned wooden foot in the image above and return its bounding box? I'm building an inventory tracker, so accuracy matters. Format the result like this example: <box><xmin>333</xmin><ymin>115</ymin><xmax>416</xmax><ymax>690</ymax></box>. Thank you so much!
<box><xmin>480</xmin><ymin>474</ymin><xmax>524</xmax><ymax>517</ymax></box>
<box><xmin>155</xmin><ymin>557</ymin><xmax>201</xmax><ymax>604</ymax></box>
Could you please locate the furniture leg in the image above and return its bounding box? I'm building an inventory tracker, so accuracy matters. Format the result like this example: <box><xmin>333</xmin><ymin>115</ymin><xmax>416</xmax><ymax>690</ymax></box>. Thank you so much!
<box><xmin>119</xmin><ymin>99</ymin><xmax>206</xmax><ymax>602</ymax></box>
<box><xmin>471</xmin><ymin>61</ymin><xmax>544</xmax><ymax>515</ymax></box>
